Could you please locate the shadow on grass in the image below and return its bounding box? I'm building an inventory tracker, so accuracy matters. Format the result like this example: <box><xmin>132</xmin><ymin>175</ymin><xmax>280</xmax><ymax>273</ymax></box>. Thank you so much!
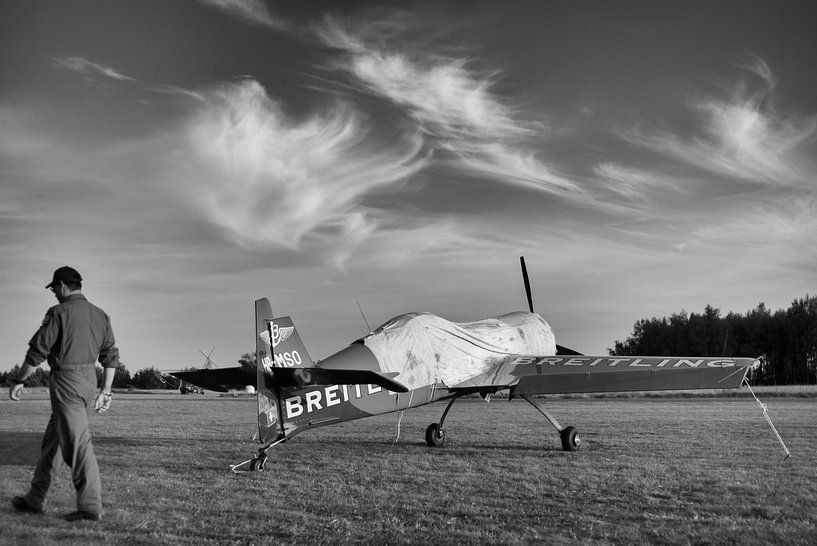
<box><xmin>94</xmin><ymin>435</ymin><xmax>195</xmax><ymax>448</ymax></box>
<box><xmin>0</xmin><ymin>431</ymin><xmax>43</xmax><ymax>464</ymax></box>
<box><xmin>291</xmin><ymin>437</ymin><xmax>575</xmax><ymax>454</ymax></box>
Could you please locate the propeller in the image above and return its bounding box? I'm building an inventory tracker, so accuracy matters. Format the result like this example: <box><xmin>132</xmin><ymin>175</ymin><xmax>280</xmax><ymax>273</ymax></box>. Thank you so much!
<box><xmin>520</xmin><ymin>256</ymin><xmax>534</xmax><ymax>313</ymax></box>
<box><xmin>520</xmin><ymin>255</ymin><xmax>583</xmax><ymax>356</ymax></box>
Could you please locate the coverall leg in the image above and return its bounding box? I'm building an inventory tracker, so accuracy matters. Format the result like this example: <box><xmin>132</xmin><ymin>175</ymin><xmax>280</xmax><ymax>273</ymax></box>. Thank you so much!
<box><xmin>22</xmin><ymin>414</ymin><xmax>61</xmax><ymax>511</ymax></box>
<box><xmin>24</xmin><ymin>366</ymin><xmax>103</xmax><ymax>514</ymax></box>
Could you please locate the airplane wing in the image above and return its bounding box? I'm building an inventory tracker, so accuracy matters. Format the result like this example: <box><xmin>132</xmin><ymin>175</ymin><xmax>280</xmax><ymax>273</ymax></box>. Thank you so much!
<box><xmin>448</xmin><ymin>356</ymin><xmax>759</xmax><ymax>395</ymax></box>
<box><xmin>171</xmin><ymin>367</ymin><xmax>255</xmax><ymax>392</ymax></box>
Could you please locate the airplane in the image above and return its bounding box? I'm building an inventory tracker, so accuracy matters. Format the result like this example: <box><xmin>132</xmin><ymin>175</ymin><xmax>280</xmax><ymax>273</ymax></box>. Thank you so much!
<box><xmin>172</xmin><ymin>258</ymin><xmax>759</xmax><ymax>471</ymax></box>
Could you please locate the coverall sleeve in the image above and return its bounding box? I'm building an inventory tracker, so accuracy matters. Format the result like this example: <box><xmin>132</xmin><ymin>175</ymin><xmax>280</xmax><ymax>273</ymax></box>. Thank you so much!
<box><xmin>23</xmin><ymin>308</ymin><xmax>60</xmax><ymax>368</ymax></box>
<box><xmin>97</xmin><ymin>315</ymin><xmax>121</xmax><ymax>369</ymax></box>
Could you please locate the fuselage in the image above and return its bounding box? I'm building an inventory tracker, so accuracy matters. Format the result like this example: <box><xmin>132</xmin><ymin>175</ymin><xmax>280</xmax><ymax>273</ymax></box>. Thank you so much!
<box><xmin>271</xmin><ymin>311</ymin><xmax>557</xmax><ymax>439</ymax></box>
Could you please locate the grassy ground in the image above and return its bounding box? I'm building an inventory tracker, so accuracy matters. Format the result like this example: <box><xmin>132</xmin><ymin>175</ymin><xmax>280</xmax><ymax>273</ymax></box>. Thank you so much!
<box><xmin>1</xmin><ymin>389</ymin><xmax>815</xmax><ymax>545</ymax></box>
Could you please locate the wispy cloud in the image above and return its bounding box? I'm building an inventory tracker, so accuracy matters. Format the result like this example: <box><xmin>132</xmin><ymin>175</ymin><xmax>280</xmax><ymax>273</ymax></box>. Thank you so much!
<box><xmin>624</xmin><ymin>57</ymin><xmax>817</xmax><ymax>187</ymax></box>
<box><xmin>594</xmin><ymin>163</ymin><xmax>657</xmax><ymax>202</ymax></box>
<box><xmin>193</xmin><ymin>3</ymin><xmax>573</xmax><ymax>194</ymax></box>
<box><xmin>591</xmin><ymin>163</ymin><xmax>694</xmax><ymax>208</ymax></box>
<box><xmin>0</xmin><ymin>77</ymin><xmax>452</xmax><ymax>271</ymax></box>
<box><xmin>147</xmin><ymin>84</ymin><xmax>206</xmax><ymax>102</ymax></box>
<box><xmin>184</xmin><ymin>79</ymin><xmax>428</xmax><ymax>257</ymax></box>
<box><xmin>605</xmin><ymin>56</ymin><xmax>817</xmax><ymax>265</ymax></box>
<box><xmin>316</xmin><ymin>17</ymin><xmax>580</xmax><ymax>194</ymax></box>
<box><xmin>52</xmin><ymin>56</ymin><xmax>135</xmax><ymax>82</ymax></box>
<box><xmin>198</xmin><ymin>0</ymin><xmax>288</xmax><ymax>30</ymax></box>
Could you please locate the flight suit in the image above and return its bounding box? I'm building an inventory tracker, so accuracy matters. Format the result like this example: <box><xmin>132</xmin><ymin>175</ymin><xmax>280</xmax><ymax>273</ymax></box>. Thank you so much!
<box><xmin>21</xmin><ymin>294</ymin><xmax>120</xmax><ymax>515</ymax></box>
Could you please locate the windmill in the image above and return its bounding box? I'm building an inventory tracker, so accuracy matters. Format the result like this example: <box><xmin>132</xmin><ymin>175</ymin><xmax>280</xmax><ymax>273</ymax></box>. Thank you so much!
<box><xmin>199</xmin><ymin>346</ymin><xmax>219</xmax><ymax>369</ymax></box>
<box><xmin>180</xmin><ymin>347</ymin><xmax>218</xmax><ymax>394</ymax></box>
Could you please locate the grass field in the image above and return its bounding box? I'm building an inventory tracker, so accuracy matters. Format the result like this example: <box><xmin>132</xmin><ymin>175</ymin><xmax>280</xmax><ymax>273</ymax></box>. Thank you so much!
<box><xmin>1</xmin><ymin>389</ymin><xmax>815</xmax><ymax>545</ymax></box>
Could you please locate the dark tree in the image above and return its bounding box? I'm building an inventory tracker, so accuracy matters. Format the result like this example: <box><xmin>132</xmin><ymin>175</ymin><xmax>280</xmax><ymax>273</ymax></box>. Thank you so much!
<box><xmin>238</xmin><ymin>352</ymin><xmax>256</xmax><ymax>373</ymax></box>
<box><xmin>2</xmin><ymin>364</ymin><xmax>49</xmax><ymax>387</ymax></box>
<box><xmin>95</xmin><ymin>364</ymin><xmax>133</xmax><ymax>389</ymax></box>
<box><xmin>610</xmin><ymin>295</ymin><xmax>817</xmax><ymax>385</ymax></box>
<box><xmin>131</xmin><ymin>367</ymin><xmax>168</xmax><ymax>390</ymax></box>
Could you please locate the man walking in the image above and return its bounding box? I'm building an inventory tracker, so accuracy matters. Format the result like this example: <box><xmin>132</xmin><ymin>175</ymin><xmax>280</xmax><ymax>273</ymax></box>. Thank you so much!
<box><xmin>9</xmin><ymin>266</ymin><xmax>121</xmax><ymax>521</ymax></box>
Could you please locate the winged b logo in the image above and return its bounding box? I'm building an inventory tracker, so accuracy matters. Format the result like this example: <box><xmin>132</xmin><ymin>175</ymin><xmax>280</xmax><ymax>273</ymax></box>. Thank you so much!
<box><xmin>271</xmin><ymin>323</ymin><xmax>294</xmax><ymax>348</ymax></box>
<box><xmin>259</xmin><ymin>322</ymin><xmax>294</xmax><ymax>348</ymax></box>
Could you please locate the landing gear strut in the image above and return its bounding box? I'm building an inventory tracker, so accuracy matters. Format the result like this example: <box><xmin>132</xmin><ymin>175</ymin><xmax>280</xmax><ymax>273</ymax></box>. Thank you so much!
<box><xmin>425</xmin><ymin>395</ymin><xmax>460</xmax><ymax>447</ymax></box>
<box><xmin>521</xmin><ymin>394</ymin><xmax>581</xmax><ymax>451</ymax></box>
<box><xmin>424</xmin><ymin>393</ymin><xmax>580</xmax><ymax>451</ymax></box>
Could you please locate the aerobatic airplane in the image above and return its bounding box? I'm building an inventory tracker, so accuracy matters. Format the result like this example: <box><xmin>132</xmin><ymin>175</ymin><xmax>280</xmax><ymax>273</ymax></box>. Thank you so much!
<box><xmin>173</xmin><ymin>258</ymin><xmax>758</xmax><ymax>471</ymax></box>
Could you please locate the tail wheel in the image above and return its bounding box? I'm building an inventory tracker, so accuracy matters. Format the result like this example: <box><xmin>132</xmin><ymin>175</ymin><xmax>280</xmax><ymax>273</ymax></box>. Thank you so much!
<box><xmin>250</xmin><ymin>454</ymin><xmax>267</xmax><ymax>471</ymax></box>
<box><xmin>560</xmin><ymin>426</ymin><xmax>580</xmax><ymax>451</ymax></box>
<box><xmin>425</xmin><ymin>423</ymin><xmax>446</xmax><ymax>447</ymax></box>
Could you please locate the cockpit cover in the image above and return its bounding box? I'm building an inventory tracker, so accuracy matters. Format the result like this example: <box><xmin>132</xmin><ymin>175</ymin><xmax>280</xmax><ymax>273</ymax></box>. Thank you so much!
<box><xmin>362</xmin><ymin>311</ymin><xmax>556</xmax><ymax>390</ymax></box>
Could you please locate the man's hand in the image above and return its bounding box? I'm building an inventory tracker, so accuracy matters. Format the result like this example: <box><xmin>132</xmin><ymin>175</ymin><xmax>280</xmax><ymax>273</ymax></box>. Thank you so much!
<box><xmin>9</xmin><ymin>383</ymin><xmax>24</xmax><ymax>401</ymax></box>
<box><xmin>94</xmin><ymin>391</ymin><xmax>112</xmax><ymax>413</ymax></box>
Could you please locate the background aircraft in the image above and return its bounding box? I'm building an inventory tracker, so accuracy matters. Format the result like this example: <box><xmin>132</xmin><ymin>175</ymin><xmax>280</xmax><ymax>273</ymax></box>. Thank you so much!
<box><xmin>173</xmin><ymin>258</ymin><xmax>758</xmax><ymax>471</ymax></box>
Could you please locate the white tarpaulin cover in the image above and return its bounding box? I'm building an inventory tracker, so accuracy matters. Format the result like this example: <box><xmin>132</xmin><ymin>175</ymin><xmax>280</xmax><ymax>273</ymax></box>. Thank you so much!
<box><xmin>362</xmin><ymin>311</ymin><xmax>556</xmax><ymax>390</ymax></box>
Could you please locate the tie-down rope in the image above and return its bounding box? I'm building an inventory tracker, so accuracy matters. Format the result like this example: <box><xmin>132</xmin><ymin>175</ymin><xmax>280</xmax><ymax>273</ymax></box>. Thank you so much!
<box><xmin>743</xmin><ymin>376</ymin><xmax>790</xmax><ymax>459</ymax></box>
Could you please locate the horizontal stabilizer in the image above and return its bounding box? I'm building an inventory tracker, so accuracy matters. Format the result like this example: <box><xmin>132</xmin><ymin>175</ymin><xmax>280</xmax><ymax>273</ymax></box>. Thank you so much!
<box><xmin>171</xmin><ymin>367</ymin><xmax>255</xmax><ymax>393</ymax></box>
<box><xmin>266</xmin><ymin>367</ymin><xmax>409</xmax><ymax>393</ymax></box>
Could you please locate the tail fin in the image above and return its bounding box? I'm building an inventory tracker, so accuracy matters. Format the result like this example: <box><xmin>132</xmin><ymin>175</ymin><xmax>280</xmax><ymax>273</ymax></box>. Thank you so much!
<box><xmin>255</xmin><ymin>298</ymin><xmax>319</xmax><ymax>444</ymax></box>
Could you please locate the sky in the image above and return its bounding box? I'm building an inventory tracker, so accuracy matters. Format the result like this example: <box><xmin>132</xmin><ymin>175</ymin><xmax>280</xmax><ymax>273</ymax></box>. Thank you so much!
<box><xmin>1</xmin><ymin>0</ymin><xmax>815</xmax><ymax>373</ymax></box>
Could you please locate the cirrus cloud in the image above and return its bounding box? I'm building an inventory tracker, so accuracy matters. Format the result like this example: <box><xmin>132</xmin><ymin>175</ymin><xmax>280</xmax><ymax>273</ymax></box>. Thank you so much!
<box><xmin>52</xmin><ymin>56</ymin><xmax>135</xmax><ymax>82</ymax></box>
<box><xmin>198</xmin><ymin>0</ymin><xmax>287</xmax><ymax>30</ymax></box>
<box><xmin>624</xmin><ymin>57</ymin><xmax>817</xmax><ymax>187</ymax></box>
<box><xmin>185</xmin><ymin>79</ymin><xmax>429</xmax><ymax>253</ymax></box>
<box><xmin>316</xmin><ymin>17</ymin><xmax>580</xmax><ymax>195</ymax></box>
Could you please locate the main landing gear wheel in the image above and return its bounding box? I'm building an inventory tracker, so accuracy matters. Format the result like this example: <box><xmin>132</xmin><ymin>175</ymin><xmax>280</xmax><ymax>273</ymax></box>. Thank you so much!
<box><xmin>560</xmin><ymin>426</ymin><xmax>580</xmax><ymax>451</ymax></box>
<box><xmin>425</xmin><ymin>423</ymin><xmax>446</xmax><ymax>447</ymax></box>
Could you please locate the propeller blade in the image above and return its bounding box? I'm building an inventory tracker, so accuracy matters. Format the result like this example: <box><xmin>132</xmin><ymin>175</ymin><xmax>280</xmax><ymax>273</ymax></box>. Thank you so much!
<box><xmin>520</xmin><ymin>256</ymin><xmax>534</xmax><ymax>313</ymax></box>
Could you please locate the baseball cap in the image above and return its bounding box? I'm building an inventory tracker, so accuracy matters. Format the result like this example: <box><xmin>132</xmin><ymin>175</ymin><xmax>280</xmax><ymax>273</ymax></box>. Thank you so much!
<box><xmin>46</xmin><ymin>266</ymin><xmax>83</xmax><ymax>289</ymax></box>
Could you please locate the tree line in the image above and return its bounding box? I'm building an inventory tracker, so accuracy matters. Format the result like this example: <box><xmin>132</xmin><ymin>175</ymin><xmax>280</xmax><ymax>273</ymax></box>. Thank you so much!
<box><xmin>610</xmin><ymin>295</ymin><xmax>817</xmax><ymax>385</ymax></box>
<box><xmin>0</xmin><ymin>364</ymin><xmax>179</xmax><ymax>390</ymax></box>
<box><xmin>1</xmin><ymin>353</ymin><xmax>258</xmax><ymax>390</ymax></box>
